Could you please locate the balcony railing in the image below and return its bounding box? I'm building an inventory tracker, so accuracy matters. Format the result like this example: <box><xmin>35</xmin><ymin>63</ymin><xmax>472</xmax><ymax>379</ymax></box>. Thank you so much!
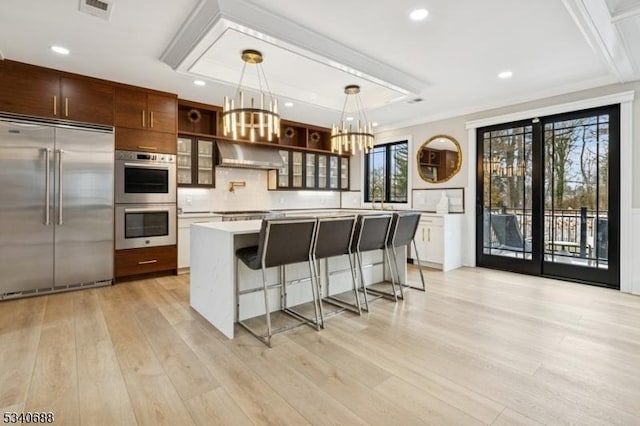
<box><xmin>486</xmin><ymin>207</ymin><xmax>609</xmax><ymax>260</ymax></box>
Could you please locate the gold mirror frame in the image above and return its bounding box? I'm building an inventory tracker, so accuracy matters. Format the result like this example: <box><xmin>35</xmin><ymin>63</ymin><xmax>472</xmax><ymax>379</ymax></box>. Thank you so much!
<box><xmin>417</xmin><ymin>134</ymin><xmax>462</xmax><ymax>183</ymax></box>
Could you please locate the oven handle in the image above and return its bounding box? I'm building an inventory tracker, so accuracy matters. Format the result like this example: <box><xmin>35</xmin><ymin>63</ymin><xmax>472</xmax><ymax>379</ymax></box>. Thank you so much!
<box><xmin>123</xmin><ymin>208</ymin><xmax>172</xmax><ymax>213</ymax></box>
<box><xmin>123</xmin><ymin>162</ymin><xmax>172</xmax><ymax>170</ymax></box>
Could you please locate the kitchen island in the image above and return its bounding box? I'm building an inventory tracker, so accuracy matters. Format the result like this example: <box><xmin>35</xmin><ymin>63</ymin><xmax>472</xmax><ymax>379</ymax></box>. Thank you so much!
<box><xmin>190</xmin><ymin>217</ymin><xmax>405</xmax><ymax>338</ymax></box>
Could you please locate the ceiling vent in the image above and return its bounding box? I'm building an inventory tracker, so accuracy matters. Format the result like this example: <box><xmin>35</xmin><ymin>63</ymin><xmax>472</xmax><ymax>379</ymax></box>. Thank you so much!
<box><xmin>407</xmin><ymin>98</ymin><xmax>424</xmax><ymax>104</ymax></box>
<box><xmin>79</xmin><ymin>0</ymin><xmax>112</xmax><ymax>21</ymax></box>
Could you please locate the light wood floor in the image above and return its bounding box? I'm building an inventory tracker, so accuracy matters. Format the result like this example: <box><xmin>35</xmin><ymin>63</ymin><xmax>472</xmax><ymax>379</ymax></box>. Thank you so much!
<box><xmin>2</xmin><ymin>266</ymin><xmax>640</xmax><ymax>425</ymax></box>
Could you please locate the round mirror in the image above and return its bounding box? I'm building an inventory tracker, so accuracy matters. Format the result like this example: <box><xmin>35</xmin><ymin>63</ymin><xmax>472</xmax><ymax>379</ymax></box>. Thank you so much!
<box><xmin>417</xmin><ymin>135</ymin><xmax>462</xmax><ymax>183</ymax></box>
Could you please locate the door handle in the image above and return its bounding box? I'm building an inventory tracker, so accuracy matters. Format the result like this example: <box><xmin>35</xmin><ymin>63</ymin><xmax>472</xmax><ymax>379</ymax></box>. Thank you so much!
<box><xmin>57</xmin><ymin>149</ymin><xmax>64</xmax><ymax>225</ymax></box>
<box><xmin>136</xmin><ymin>145</ymin><xmax>158</xmax><ymax>151</ymax></box>
<box><xmin>138</xmin><ymin>259</ymin><xmax>158</xmax><ymax>265</ymax></box>
<box><xmin>422</xmin><ymin>228</ymin><xmax>425</xmax><ymax>241</ymax></box>
<box><xmin>64</xmin><ymin>98</ymin><xmax>69</xmax><ymax>117</ymax></box>
<box><xmin>53</xmin><ymin>96</ymin><xmax>57</xmax><ymax>116</ymax></box>
<box><xmin>44</xmin><ymin>148</ymin><xmax>51</xmax><ymax>225</ymax></box>
<box><xmin>142</xmin><ymin>110</ymin><xmax>146</xmax><ymax>127</ymax></box>
<box><xmin>150</xmin><ymin>111</ymin><xmax>154</xmax><ymax>128</ymax></box>
<box><xmin>428</xmin><ymin>228</ymin><xmax>431</xmax><ymax>242</ymax></box>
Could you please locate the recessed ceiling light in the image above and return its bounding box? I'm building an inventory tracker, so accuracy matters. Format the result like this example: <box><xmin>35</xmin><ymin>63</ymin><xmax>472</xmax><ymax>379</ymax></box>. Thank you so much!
<box><xmin>372</xmin><ymin>122</ymin><xmax>379</xmax><ymax>127</ymax></box>
<box><xmin>193</xmin><ymin>80</ymin><xmax>206</xmax><ymax>86</ymax></box>
<box><xmin>498</xmin><ymin>70</ymin><xmax>513</xmax><ymax>79</ymax></box>
<box><xmin>284</xmin><ymin>102</ymin><xmax>294</xmax><ymax>107</ymax></box>
<box><xmin>346</xmin><ymin>116</ymin><xmax>354</xmax><ymax>121</ymax></box>
<box><xmin>409</xmin><ymin>9</ymin><xmax>429</xmax><ymax>21</ymax></box>
<box><xmin>50</xmin><ymin>45</ymin><xmax>70</xmax><ymax>55</ymax></box>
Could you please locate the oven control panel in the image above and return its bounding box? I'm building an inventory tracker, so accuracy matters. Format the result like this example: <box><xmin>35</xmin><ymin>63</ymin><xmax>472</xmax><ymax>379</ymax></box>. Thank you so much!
<box><xmin>115</xmin><ymin>150</ymin><xmax>175</xmax><ymax>163</ymax></box>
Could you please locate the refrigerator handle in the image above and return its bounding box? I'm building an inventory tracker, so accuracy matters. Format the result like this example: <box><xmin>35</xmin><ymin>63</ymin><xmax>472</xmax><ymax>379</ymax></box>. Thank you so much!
<box><xmin>57</xmin><ymin>149</ymin><xmax>64</xmax><ymax>225</ymax></box>
<box><xmin>44</xmin><ymin>148</ymin><xmax>51</xmax><ymax>225</ymax></box>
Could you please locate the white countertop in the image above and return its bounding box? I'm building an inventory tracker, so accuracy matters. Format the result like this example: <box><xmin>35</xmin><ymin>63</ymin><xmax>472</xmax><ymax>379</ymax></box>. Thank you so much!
<box><xmin>194</xmin><ymin>220</ymin><xmax>261</xmax><ymax>234</ymax></box>
<box><xmin>178</xmin><ymin>212</ymin><xmax>223</xmax><ymax>219</ymax></box>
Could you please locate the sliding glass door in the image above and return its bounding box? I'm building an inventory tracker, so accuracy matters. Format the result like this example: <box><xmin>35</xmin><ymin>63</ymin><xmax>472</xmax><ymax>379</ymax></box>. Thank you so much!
<box><xmin>476</xmin><ymin>105</ymin><xmax>619</xmax><ymax>288</ymax></box>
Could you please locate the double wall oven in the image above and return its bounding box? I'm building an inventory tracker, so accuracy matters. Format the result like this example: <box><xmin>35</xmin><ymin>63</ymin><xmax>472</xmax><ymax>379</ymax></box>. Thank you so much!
<box><xmin>115</xmin><ymin>150</ymin><xmax>176</xmax><ymax>250</ymax></box>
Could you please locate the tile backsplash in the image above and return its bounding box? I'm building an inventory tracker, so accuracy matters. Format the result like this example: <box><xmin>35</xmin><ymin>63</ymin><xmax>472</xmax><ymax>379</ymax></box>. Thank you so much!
<box><xmin>178</xmin><ymin>167</ymin><xmax>345</xmax><ymax>212</ymax></box>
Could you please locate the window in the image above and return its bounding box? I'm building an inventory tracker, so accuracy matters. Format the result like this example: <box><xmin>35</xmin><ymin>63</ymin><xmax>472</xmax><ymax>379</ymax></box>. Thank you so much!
<box><xmin>364</xmin><ymin>140</ymin><xmax>408</xmax><ymax>203</ymax></box>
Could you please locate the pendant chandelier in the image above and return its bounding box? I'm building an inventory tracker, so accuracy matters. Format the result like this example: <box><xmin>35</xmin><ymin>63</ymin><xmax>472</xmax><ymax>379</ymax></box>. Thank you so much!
<box><xmin>331</xmin><ymin>85</ymin><xmax>374</xmax><ymax>155</ymax></box>
<box><xmin>222</xmin><ymin>49</ymin><xmax>280</xmax><ymax>143</ymax></box>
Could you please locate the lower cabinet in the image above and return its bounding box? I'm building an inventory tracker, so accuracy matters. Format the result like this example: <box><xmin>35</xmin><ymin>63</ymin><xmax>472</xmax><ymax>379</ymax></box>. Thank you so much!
<box><xmin>410</xmin><ymin>214</ymin><xmax>463</xmax><ymax>271</ymax></box>
<box><xmin>115</xmin><ymin>245</ymin><xmax>177</xmax><ymax>278</ymax></box>
<box><xmin>178</xmin><ymin>216</ymin><xmax>222</xmax><ymax>272</ymax></box>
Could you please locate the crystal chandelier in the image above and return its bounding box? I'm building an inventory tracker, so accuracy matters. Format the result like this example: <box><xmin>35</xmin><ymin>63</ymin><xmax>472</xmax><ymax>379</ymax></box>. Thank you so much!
<box><xmin>331</xmin><ymin>85</ymin><xmax>374</xmax><ymax>155</ymax></box>
<box><xmin>222</xmin><ymin>49</ymin><xmax>280</xmax><ymax>143</ymax></box>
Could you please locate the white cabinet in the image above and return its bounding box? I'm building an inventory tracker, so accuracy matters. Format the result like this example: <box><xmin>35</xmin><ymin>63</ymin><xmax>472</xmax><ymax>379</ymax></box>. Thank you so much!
<box><xmin>410</xmin><ymin>214</ymin><xmax>463</xmax><ymax>272</ymax></box>
<box><xmin>178</xmin><ymin>215</ymin><xmax>222</xmax><ymax>272</ymax></box>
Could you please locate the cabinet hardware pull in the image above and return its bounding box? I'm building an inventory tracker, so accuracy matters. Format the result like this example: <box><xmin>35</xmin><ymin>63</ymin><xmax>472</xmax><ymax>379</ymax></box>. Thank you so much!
<box><xmin>53</xmin><ymin>96</ymin><xmax>57</xmax><ymax>115</ymax></box>
<box><xmin>150</xmin><ymin>111</ymin><xmax>154</xmax><ymax>128</ymax></box>
<box><xmin>142</xmin><ymin>110</ymin><xmax>146</xmax><ymax>127</ymax></box>
<box><xmin>64</xmin><ymin>98</ymin><xmax>69</xmax><ymax>117</ymax></box>
<box><xmin>422</xmin><ymin>228</ymin><xmax>425</xmax><ymax>241</ymax></box>
<box><xmin>138</xmin><ymin>259</ymin><xmax>158</xmax><ymax>265</ymax></box>
<box><xmin>137</xmin><ymin>145</ymin><xmax>158</xmax><ymax>151</ymax></box>
<box><xmin>428</xmin><ymin>228</ymin><xmax>431</xmax><ymax>242</ymax></box>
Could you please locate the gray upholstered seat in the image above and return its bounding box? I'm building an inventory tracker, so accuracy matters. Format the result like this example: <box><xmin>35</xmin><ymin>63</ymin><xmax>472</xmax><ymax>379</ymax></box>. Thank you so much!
<box><xmin>387</xmin><ymin>212</ymin><xmax>426</xmax><ymax>292</ymax></box>
<box><xmin>351</xmin><ymin>213</ymin><xmax>396</xmax><ymax>310</ymax></box>
<box><xmin>235</xmin><ymin>217</ymin><xmax>320</xmax><ymax>347</ymax></box>
<box><xmin>312</xmin><ymin>215</ymin><xmax>360</xmax><ymax>322</ymax></box>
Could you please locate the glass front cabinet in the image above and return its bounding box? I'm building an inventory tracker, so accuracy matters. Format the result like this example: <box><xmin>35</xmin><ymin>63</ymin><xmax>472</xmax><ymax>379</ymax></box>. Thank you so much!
<box><xmin>177</xmin><ymin>136</ymin><xmax>215</xmax><ymax>187</ymax></box>
<box><xmin>268</xmin><ymin>149</ymin><xmax>349</xmax><ymax>191</ymax></box>
<box><xmin>305</xmin><ymin>153</ymin><xmax>316</xmax><ymax>188</ymax></box>
<box><xmin>340</xmin><ymin>156</ymin><xmax>349</xmax><ymax>190</ymax></box>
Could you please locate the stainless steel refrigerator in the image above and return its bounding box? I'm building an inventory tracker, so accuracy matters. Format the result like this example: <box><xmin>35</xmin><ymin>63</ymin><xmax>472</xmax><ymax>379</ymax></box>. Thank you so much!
<box><xmin>0</xmin><ymin>116</ymin><xmax>114</xmax><ymax>299</ymax></box>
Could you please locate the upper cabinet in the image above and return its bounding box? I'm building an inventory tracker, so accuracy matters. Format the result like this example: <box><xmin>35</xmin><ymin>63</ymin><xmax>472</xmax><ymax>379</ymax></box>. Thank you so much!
<box><xmin>268</xmin><ymin>149</ymin><xmax>349</xmax><ymax>191</ymax></box>
<box><xmin>279</xmin><ymin>120</ymin><xmax>332</xmax><ymax>151</ymax></box>
<box><xmin>0</xmin><ymin>60</ymin><xmax>113</xmax><ymax>125</ymax></box>
<box><xmin>60</xmin><ymin>77</ymin><xmax>114</xmax><ymax>125</ymax></box>
<box><xmin>115</xmin><ymin>88</ymin><xmax>177</xmax><ymax>154</ymax></box>
<box><xmin>115</xmin><ymin>88</ymin><xmax>177</xmax><ymax>134</ymax></box>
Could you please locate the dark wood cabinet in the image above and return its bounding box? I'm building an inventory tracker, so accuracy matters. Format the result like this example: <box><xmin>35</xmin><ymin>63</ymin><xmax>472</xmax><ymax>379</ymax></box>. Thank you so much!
<box><xmin>177</xmin><ymin>136</ymin><xmax>215</xmax><ymax>187</ymax></box>
<box><xmin>115</xmin><ymin>88</ymin><xmax>177</xmax><ymax>153</ymax></box>
<box><xmin>148</xmin><ymin>93</ymin><xmax>177</xmax><ymax>133</ymax></box>
<box><xmin>60</xmin><ymin>77</ymin><xmax>114</xmax><ymax>125</ymax></box>
<box><xmin>115</xmin><ymin>245</ymin><xmax>177</xmax><ymax>278</ymax></box>
<box><xmin>115</xmin><ymin>88</ymin><xmax>176</xmax><ymax>133</ymax></box>
<box><xmin>115</xmin><ymin>88</ymin><xmax>147</xmax><ymax>129</ymax></box>
<box><xmin>279</xmin><ymin>120</ymin><xmax>332</xmax><ymax>151</ymax></box>
<box><xmin>0</xmin><ymin>60</ymin><xmax>114</xmax><ymax>125</ymax></box>
<box><xmin>115</xmin><ymin>128</ymin><xmax>177</xmax><ymax>154</ymax></box>
<box><xmin>178</xmin><ymin>100</ymin><xmax>220</xmax><ymax>136</ymax></box>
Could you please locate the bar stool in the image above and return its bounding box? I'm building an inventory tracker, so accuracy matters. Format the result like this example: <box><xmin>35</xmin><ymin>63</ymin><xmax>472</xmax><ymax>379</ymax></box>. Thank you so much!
<box><xmin>235</xmin><ymin>217</ymin><xmax>320</xmax><ymax>347</ymax></box>
<box><xmin>351</xmin><ymin>213</ymin><xmax>396</xmax><ymax>310</ymax></box>
<box><xmin>312</xmin><ymin>215</ymin><xmax>360</xmax><ymax>326</ymax></box>
<box><xmin>388</xmin><ymin>212</ymin><xmax>426</xmax><ymax>292</ymax></box>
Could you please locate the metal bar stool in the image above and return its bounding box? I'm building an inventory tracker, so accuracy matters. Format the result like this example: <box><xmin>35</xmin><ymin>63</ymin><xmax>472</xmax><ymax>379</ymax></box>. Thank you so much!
<box><xmin>388</xmin><ymin>212</ymin><xmax>426</xmax><ymax>292</ymax></box>
<box><xmin>312</xmin><ymin>215</ymin><xmax>361</xmax><ymax>326</ymax></box>
<box><xmin>351</xmin><ymin>213</ymin><xmax>396</xmax><ymax>310</ymax></box>
<box><xmin>235</xmin><ymin>217</ymin><xmax>320</xmax><ymax>347</ymax></box>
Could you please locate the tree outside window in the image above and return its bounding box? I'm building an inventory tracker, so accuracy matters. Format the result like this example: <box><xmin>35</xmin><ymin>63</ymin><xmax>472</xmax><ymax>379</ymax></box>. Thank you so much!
<box><xmin>364</xmin><ymin>140</ymin><xmax>408</xmax><ymax>203</ymax></box>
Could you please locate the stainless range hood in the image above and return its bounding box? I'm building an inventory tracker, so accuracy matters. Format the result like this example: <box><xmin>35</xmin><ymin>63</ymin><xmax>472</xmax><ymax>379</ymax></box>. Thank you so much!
<box><xmin>216</xmin><ymin>140</ymin><xmax>283</xmax><ymax>170</ymax></box>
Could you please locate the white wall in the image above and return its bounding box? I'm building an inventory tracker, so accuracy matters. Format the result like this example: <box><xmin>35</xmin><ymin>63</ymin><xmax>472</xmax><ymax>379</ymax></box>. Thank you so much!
<box><xmin>178</xmin><ymin>167</ymin><xmax>341</xmax><ymax>212</ymax></box>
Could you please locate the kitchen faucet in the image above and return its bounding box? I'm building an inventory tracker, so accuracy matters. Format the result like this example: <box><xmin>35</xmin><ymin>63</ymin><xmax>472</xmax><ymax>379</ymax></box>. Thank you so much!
<box><xmin>372</xmin><ymin>194</ymin><xmax>385</xmax><ymax>210</ymax></box>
